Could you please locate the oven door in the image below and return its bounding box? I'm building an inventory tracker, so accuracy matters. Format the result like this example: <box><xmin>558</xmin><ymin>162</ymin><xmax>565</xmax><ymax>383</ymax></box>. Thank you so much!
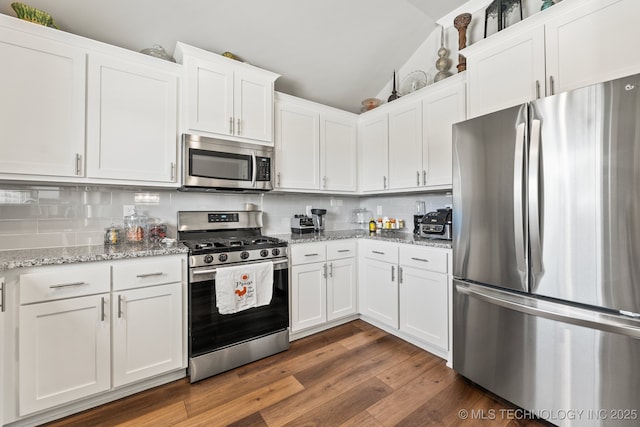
<box><xmin>188</xmin><ymin>259</ymin><xmax>289</xmax><ymax>358</ymax></box>
<box><xmin>182</xmin><ymin>134</ymin><xmax>273</xmax><ymax>191</ymax></box>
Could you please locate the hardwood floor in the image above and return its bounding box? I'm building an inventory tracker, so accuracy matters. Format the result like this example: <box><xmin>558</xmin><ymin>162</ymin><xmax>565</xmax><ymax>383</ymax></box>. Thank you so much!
<box><xmin>45</xmin><ymin>320</ymin><xmax>549</xmax><ymax>427</ymax></box>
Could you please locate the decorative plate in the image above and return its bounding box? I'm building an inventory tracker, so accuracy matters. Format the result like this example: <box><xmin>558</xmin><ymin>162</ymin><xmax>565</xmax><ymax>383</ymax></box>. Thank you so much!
<box><xmin>399</xmin><ymin>71</ymin><xmax>428</xmax><ymax>96</ymax></box>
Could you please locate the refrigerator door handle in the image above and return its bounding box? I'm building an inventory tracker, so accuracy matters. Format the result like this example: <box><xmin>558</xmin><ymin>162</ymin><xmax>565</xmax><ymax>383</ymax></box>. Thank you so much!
<box><xmin>513</xmin><ymin>121</ymin><xmax>527</xmax><ymax>276</ymax></box>
<box><xmin>456</xmin><ymin>282</ymin><xmax>640</xmax><ymax>339</ymax></box>
<box><xmin>529</xmin><ymin>119</ymin><xmax>543</xmax><ymax>279</ymax></box>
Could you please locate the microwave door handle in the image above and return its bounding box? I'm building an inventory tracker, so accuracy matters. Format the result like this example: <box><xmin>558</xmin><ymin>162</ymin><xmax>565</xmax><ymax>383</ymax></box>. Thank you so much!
<box><xmin>251</xmin><ymin>153</ymin><xmax>257</xmax><ymax>187</ymax></box>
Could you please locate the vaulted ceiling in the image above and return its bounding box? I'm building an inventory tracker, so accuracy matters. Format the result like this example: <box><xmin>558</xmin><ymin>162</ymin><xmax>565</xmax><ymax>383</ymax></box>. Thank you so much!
<box><xmin>0</xmin><ymin>0</ymin><xmax>469</xmax><ymax>113</ymax></box>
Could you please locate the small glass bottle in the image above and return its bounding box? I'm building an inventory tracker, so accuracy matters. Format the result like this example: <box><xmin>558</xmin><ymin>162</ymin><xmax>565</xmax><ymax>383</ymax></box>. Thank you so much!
<box><xmin>369</xmin><ymin>219</ymin><xmax>377</xmax><ymax>233</ymax></box>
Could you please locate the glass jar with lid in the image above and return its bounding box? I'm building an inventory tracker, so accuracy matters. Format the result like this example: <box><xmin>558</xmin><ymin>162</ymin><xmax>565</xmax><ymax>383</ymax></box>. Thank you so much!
<box><xmin>124</xmin><ymin>210</ymin><xmax>148</xmax><ymax>243</ymax></box>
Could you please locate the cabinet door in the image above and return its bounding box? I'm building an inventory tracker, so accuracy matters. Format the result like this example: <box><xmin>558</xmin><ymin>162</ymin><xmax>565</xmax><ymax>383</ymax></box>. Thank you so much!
<box><xmin>399</xmin><ymin>266</ymin><xmax>448</xmax><ymax>350</ymax></box>
<box><xmin>421</xmin><ymin>79</ymin><xmax>466</xmax><ymax>188</ymax></box>
<box><xmin>86</xmin><ymin>54</ymin><xmax>178</xmax><ymax>183</ymax></box>
<box><xmin>388</xmin><ymin>101</ymin><xmax>422</xmax><ymax>190</ymax></box>
<box><xmin>321</xmin><ymin>113</ymin><xmax>357</xmax><ymax>192</ymax></box>
<box><xmin>0</xmin><ymin>277</ymin><xmax>4</xmax><ymax>424</ymax></box>
<box><xmin>186</xmin><ymin>57</ymin><xmax>234</xmax><ymax>136</ymax></box>
<box><xmin>291</xmin><ymin>262</ymin><xmax>326</xmax><ymax>332</ymax></box>
<box><xmin>359</xmin><ymin>258</ymin><xmax>398</xmax><ymax>328</ymax></box>
<box><xmin>545</xmin><ymin>0</ymin><xmax>640</xmax><ymax>95</ymax></box>
<box><xmin>0</xmin><ymin>28</ymin><xmax>85</xmax><ymax>178</ymax></box>
<box><xmin>327</xmin><ymin>258</ymin><xmax>357</xmax><ymax>321</ymax></box>
<box><xmin>234</xmin><ymin>69</ymin><xmax>274</xmax><ymax>143</ymax></box>
<box><xmin>19</xmin><ymin>294</ymin><xmax>110</xmax><ymax>415</ymax></box>
<box><xmin>275</xmin><ymin>100</ymin><xmax>320</xmax><ymax>190</ymax></box>
<box><xmin>359</xmin><ymin>112</ymin><xmax>389</xmax><ymax>192</ymax></box>
<box><xmin>112</xmin><ymin>283</ymin><xmax>183</xmax><ymax>387</ymax></box>
<box><xmin>466</xmin><ymin>26</ymin><xmax>545</xmax><ymax>118</ymax></box>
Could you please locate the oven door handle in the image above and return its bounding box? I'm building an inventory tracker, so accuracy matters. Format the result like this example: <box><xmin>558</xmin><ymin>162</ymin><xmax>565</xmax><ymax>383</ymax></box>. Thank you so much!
<box><xmin>192</xmin><ymin>258</ymin><xmax>289</xmax><ymax>277</ymax></box>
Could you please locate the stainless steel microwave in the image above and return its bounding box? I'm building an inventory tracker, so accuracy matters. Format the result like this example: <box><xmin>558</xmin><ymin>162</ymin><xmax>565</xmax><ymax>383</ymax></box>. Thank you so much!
<box><xmin>180</xmin><ymin>134</ymin><xmax>273</xmax><ymax>192</ymax></box>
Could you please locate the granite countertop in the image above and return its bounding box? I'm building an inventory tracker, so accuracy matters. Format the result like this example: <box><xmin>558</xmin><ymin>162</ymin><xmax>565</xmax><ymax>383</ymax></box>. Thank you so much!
<box><xmin>0</xmin><ymin>242</ymin><xmax>189</xmax><ymax>272</ymax></box>
<box><xmin>273</xmin><ymin>230</ymin><xmax>453</xmax><ymax>249</ymax></box>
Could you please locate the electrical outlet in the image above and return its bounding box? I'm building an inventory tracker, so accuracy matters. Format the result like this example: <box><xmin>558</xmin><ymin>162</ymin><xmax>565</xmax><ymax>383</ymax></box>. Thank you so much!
<box><xmin>376</xmin><ymin>205</ymin><xmax>383</xmax><ymax>216</ymax></box>
<box><xmin>123</xmin><ymin>205</ymin><xmax>135</xmax><ymax>217</ymax></box>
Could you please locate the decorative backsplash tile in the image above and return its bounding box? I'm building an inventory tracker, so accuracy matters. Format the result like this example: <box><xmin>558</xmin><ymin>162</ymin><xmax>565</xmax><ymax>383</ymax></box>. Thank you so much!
<box><xmin>0</xmin><ymin>184</ymin><xmax>452</xmax><ymax>250</ymax></box>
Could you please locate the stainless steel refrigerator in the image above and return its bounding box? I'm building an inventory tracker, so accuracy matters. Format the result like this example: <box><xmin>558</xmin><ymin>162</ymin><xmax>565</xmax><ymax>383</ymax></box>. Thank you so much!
<box><xmin>452</xmin><ymin>73</ymin><xmax>640</xmax><ymax>426</ymax></box>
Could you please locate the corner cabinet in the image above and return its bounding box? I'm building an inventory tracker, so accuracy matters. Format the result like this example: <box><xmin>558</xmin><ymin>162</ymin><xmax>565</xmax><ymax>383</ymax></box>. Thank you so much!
<box><xmin>464</xmin><ymin>0</ymin><xmax>640</xmax><ymax>118</ymax></box>
<box><xmin>274</xmin><ymin>93</ymin><xmax>357</xmax><ymax>192</ymax></box>
<box><xmin>175</xmin><ymin>42</ymin><xmax>280</xmax><ymax>145</ymax></box>
<box><xmin>13</xmin><ymin>255</ymin><xmax>186</xmax><ymax>419</ymax></box>
<box><xmin>0</xmin><ymin>25</ymin><xmax>86</xmax><ymax>179</ymax></box>
<box><xmin>86</xmin><ymin>53</ymin><xmax>179</xmax><ymax>184</ymax></box>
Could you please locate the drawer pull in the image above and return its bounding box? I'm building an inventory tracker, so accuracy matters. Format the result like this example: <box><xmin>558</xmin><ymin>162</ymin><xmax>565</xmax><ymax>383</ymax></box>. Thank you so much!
<box><xmin>304</xmin><ymin>253</ymin><xmax>320</xmax><ymax>257</ymax></box>
<box><xmin>411</xmin><ymin>257</ymin><xmax>430</xmax><ymax>263</ymax></box>
<box><xmin>50</xmin><ymin>281</ymin><xmax>86</xmax><ymax>289</ymax></box>
<box><xmin>101</xmin><ymin>297</ymin><xmax>106</xmax><ymax>322</ymax></box>
<box><xmin>372</xmin><ymin>251</ymin><xmax>385</xmax><ymax>255</ymax></box>
<box><xmin>1</xmin><ymin>278</ymin><xmax>5</xmax><ymax>313</ymax></box>
<box><xmin>337</xmin><ymin>249</ymin><xmax>351</xmax><ymax>253</ymax></box>
<box><xmin>136</xmin><ymin>272</ymin><xmax>164</xmax><ymax>278</ymax></box>
<box><xmin>118</xmin><ymin>295</ymin><xmax>125</xmax><ymax>318</ymax></box>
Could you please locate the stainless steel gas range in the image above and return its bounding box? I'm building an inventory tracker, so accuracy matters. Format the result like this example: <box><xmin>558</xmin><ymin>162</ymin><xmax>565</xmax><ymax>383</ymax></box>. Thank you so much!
<box><xmin>177</xmin><ymin>210</ymin><xmax>289</xmax><ymax>383</ymax></box>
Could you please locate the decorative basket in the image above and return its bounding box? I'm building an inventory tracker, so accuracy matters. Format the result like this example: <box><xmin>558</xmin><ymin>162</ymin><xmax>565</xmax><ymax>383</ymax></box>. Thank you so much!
<box><xmin>11</xmin><ymin>2</ymin><xmax>59</xmax><ymax>29</ymax></box>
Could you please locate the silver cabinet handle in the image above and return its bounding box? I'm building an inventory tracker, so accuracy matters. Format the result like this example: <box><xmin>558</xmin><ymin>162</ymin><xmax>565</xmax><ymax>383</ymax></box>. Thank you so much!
<box><xmin>423</xmin><ymin>170</ymin><xmax>427</xmax><ymax>186</ymax></box>
<box><xmin>391</xmin><ymin>265</ymin><xmax>395</xmax><ymax>282</ymax></box>
<box><xmin>101</xmin><ymin>296</ymin><xmax>106</xmax><ymax>322</ymax></box>
<box><xmin>0</xmin><ymin>278</ymin><xmax>5</xmax><ymax>313</ymax></box>
<box><xmin>329</xmin><ymin>262</ymin><xmax>333</xmax><ymax>278</ymax></box>
<box><xmin>237</xmin><ymin>118</ymin><xmax>241</xmax><ymax>135</ymax></box>
<box><xmin>535</xmin><ymin>80</ymin><xmax>541</xmax><ymax>99</ymax></box>
<box><xmin>170</xmin><ymin>162</ymin><xmax>176</xmax><ymax>181</ymax></box>
<box><xmin>136</xmin><ymin>272</ymin><xmax>164</xmax><ymax>278</ymax></box>
<box><xmin>305</xmin><ymin>253</ymin><xmax>320</xmax><ymax>257</ymax></box>
<box><xmin>410</xmin><ymin>257</ymin><xmax>430</xmax><ymax>263</ymax></box>
<box><xmin>416</xmin><ymin>171</ymin><xmax>420</xmax><ymax>186</ymax></box>
<box><xmin>372</xmin><ymin>251</ymin><xmax>385</xmax><ymax>255</ymax></box>
<box><xmin>323</xmin><ymin>263</ymin><xmax>327</xmax><ymax>279</ymax></box>
<box><xmin>323</xmin><ymin>176</ymin><xmax>327</xmax><ymax>188</ymax></box>
<box><xmin>398</xmin><ymin>266</ymin><xmax>403</xmax><ymax>284</ymax></box>
<box><xmin>75</xmin><ymin>153</ymin><xmax>82</xmax><ymax>176</ymax></box>
<box><xmin>337</xmin><ymin>249</ymin><xmax>351</xmax><ymax>253</ymax></box>
<box><xmin>549</xmin><ymin>75</ymin><xmax>555</xmax><ymax>95</ymax></box>
<box><xmin>229</xmin><ymin>117</ymin><xmax>234</xmax><ymax>134</ymax></box>
<box><xmin>118</xmin><ymin>295</ymin><xmax>125</xmax><ymax>318</ymax></box>
<box><xmin>50</xmin><ymin>281</ymin><xmax>86</xmax><ymax>289</ymax></box>
<box><xmin>277</xmin><ymin>172</ymin><xmax>281</xmax><ymax>187</ymax></box>
<box><xmin>383</xmin><ymin>176</ymin><xmax>387</xmax><ymax>189</ymax></box>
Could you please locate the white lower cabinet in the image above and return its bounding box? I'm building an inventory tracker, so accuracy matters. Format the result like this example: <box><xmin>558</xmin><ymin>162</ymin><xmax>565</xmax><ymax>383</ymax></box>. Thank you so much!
<box><xmin>290</xmin><ymin>240</ymin><xmax>357</xmax><ymax>334</ymax></box>
<box><xmin>15</xmin><ymin>255</ymin><xmax>185</xmax><ymax>418</ymax></box>
<box><xmin>358</xmin><ymin>240</ymin><xmax>451</xmax><ymax>355</ymax></box>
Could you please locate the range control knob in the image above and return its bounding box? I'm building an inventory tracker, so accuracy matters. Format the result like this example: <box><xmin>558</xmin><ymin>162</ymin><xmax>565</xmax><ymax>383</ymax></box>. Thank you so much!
<box><xmin>260</xmin><ymin>249</ymin><xmax>269</xmax><ymax>257</ymax></box>
<box><xmin>218</xmin><ymin>253</ymin><xmax>228</xmax><ymax>262</ymax></box>
<box><xmin>240</xmin><ymin>251</ymin><xmax>250</xmax><ymax>260</ymax></box>
<box><xmin>272</xmin><ymin>248</ymin><xmax>281</xmax><ymax>256</ymax></box>
<box><xmin>203</xmin><ymin>254</ymin><xmax>214</xmax><ymax>264</ymax></box>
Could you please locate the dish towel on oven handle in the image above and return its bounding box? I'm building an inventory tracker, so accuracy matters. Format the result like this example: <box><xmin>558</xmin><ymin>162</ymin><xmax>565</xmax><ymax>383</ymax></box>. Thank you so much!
<box><xmin>215</xmin><ymin>261</ymin><xmax>274</xmax><ymax>315</ymax></box>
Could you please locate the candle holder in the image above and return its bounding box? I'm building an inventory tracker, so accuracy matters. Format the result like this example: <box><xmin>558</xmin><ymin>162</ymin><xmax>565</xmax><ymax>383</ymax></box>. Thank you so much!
<box><xmin>484</xmin><ymin>0</ymin><xmax>523</xmax><ymax>38</ymax></box>
<box><xmin>454</xmin><ymin>13</ymin><xmax>472</xmax><ymax>73</ymax></box>
<box><xmin>434</xmin><ymin>25</ymin><xmax>452</xmax><ymax>83</ymax></box>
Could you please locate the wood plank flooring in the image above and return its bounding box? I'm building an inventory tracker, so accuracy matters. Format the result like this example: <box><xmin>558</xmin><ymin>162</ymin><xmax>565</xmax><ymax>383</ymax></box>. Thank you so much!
<box><xmin>44</xmin><ymin>320</ymin><xmax>550</xmax><ymax>427</ymax></box>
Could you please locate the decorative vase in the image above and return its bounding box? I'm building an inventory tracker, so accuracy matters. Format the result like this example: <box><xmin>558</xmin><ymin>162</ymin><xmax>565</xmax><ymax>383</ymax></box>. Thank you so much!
<box><xmin>541</xmin><ymin>0</ymin><xmax>554</xmax><ymax>10</ymax></box>
<box><xmin>454</xmin><ymin>13</ymin><xmax>472</xmax><ymax>73</ymax></box>
<box><xmin>434</xmin><ymin>25</ymin><xmax>452</xmax><ymax>83</ymax></box>
<box><xmin>388</xmin><ymin>70</ymin><xmax>400</xmax><ymax>102</ymax></box>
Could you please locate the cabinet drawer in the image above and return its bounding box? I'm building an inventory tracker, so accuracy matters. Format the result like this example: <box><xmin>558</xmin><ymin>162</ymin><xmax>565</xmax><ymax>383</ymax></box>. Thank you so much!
<box><xmin>112</xmin><ymin>256</ymin><xmax>183</xmax><ymax>291</ymax></box>
<box><xmin>20</xmin><ymin>263</ymin><xmax>111</xmax><ymax>304</ymax></box>
<box><xmin>327</xmin><ymin>240</ymin><xmax>357</xmax><ymax>260</ymax></box>
<box><xmin>360</xmin><ymin>240</ymin><xmax>398</xmax><ymax>264</ymax></box>
<box><xmin>291</xmin><ymin>242</ymin><xmax>327</xmax><ymax>265</ymax></box>
<box><xmin>399</xmin><ymin>245</ymin><xmax>448</xmax><ymax>274</ymax></box>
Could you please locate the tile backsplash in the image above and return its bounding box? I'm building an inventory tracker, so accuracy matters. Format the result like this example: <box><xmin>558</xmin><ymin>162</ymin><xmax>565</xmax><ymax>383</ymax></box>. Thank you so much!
<box><xmin>0</xmin><ymin>184</ymin><xmax>451</xmax><ymax>250</ymax></box>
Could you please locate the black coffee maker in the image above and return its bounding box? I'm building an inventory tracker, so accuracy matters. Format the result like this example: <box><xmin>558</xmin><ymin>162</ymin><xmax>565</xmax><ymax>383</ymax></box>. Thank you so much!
<box><xmin>413</xmin><ymin>214</ymin><xmax>424</xmax><ymax>235</ymax></box>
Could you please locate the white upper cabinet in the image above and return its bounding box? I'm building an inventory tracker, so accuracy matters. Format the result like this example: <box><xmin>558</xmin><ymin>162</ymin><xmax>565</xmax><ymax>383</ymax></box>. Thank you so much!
<box><xmin>388</xmin><ymin>101</ymin><xmax>422</xmax><ymax>190</ymax></box>
<box><xmin>464</xmin><ymin>0</ymin><xmax>640</xmax><ymax>118</ymax></box>
<box><xmin>0</xmin><ymin>25</ymin><xmax>86</xmax><ymax>179</ymax></box>
<box><xmin>175</xmin><ymin>42</ymin><xmax>280</xmax><ymax>145</ymax></box>
<box><xmin>359</xmin><ymin>110</ymin><xmax>389</xmax><ymax>192</ymax></box>
<box><xmin>275</xmin><ymin>93</ymin><xmax>357</xmax><ymax>192</ymax></box>
<box><xmin>86</xmin><ymin>53</ymin><xmax>179</xmax><ymax>184</ymax></box>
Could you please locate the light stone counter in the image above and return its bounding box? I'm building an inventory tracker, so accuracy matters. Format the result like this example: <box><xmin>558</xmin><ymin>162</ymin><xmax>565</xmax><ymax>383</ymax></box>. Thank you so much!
<box><xmin>273</xmin><ymin>230</ymin><xmax>452</xmax><ymax>249</ymax></box>
<box><xmin>0</xmin><ymin>242</ymin><xmax>189</xmax><ymax>272</ymax></box>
